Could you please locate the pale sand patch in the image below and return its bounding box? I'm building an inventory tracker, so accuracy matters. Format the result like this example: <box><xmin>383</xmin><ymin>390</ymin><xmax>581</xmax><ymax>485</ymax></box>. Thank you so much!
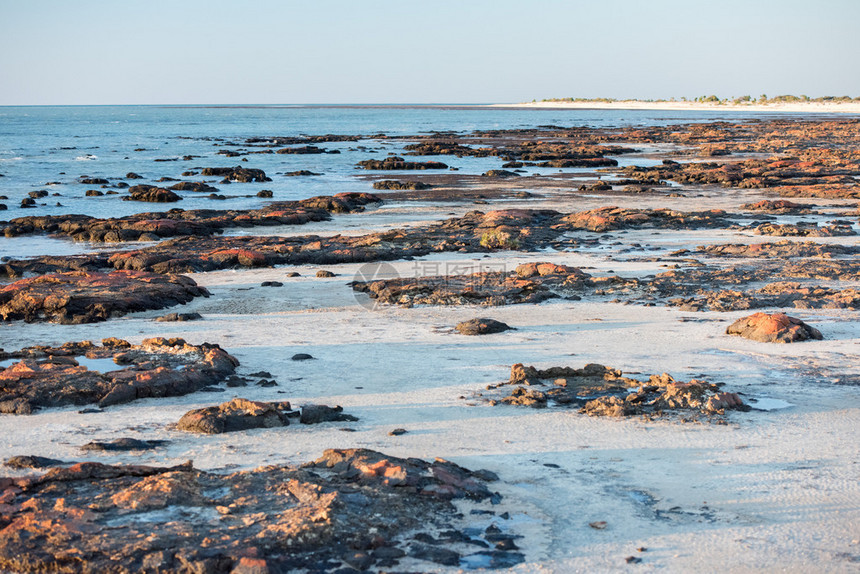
<box><xmin>491</xmin><ymin>100</ymin><xmax>860</xmax><ymax>114</ymax></box>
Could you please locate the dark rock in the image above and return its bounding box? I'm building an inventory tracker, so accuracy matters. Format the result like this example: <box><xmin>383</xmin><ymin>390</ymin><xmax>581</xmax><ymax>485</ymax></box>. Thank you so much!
<box><xmin>126</xmin><ymin>172</ymin><xmax>143</xmax><ymax>179</ymax></box>
<box><xmin>316</xmin><ymin>270</ymin><xmax>336</xmax><ymax>278</ymax></box>
<box><xmin>291</xmin><ymin>353</ymin><xmax>314</xmax><ymax>361</ymax></box>
<box><xmin>168</xmin><ymin>181</ymin><xmax>218</xmax><ymax>193</ymax></box>
<box><xmin>85</xmin><ymin>189</ymin><xmax>104</xmax><ymax>197</ymax></box>
<box><xmin>81</xmin><ymin>438</ymin><xmax>168</xmax><ymax>452</ymax></box>
<box><xmin>409</xmin><ymin>544</ymin><xmax>460</xmax><ymax>566</ymax></box>
<box><xmin>225</xmin><ymin>376</ymin><xmax>249</xmax><ymax>387</ymax></box>
<box><xmin>4</xmin><ymin>455</ymin><xmax>65</xmax><ymax>469</ymax></box>
<box><xmin>275</xmin><ymin>145</ymin><xmax>334</xmax><ymax>155</ymax></box>
<box><xmin>388</xmin><ymin>428</ymin><xmax>407</xmax><ymax>436</ymax></box>
<box><xmin>284</xmin><ymin>170</ymin><xmax>322</xmax><ymax>176</ymax></box>
<box><xmin>200</xmin><ymin>166</ymin><xmax>271</xmax><ymax>182</ymax></box>
<box><xmin>155</xmin><ymin>312</ymin><xmax>203</xmax><ymax>322</ymax></box>
<box><xmin>177</xmin><ymin>398</ymin><xmax>292</xmax><ymax>434</ymax></box>
<box><xmin>300</xmin><ymin>404</ymin><xmax>358</xmax><ymax>424</ymax></box>
<box><xmin>482</xmin><ymin>170</ymin><xmax>519</xmax><ymax>178</ymax></box>
<box><xmin>28</xmin><ymin>190</ymin><xmax>49</xmax><ymax>199</ymax></box>
<box><xmin>124</xmin><ymin>185</ymin><xmax>181</xmax><ymax>203</ymax></box>
<box><xmin>261</xmin><ymin>281</ymin><xmax>283</xmax><ymax>287</ymax></box>
<box><xmin>256</xmin><ymin>190</ymin><xmax>273</xmax><ymax>198</ymax></box>
<box><xmin>455</xmin><ymin>318</ymin><xmax>513</xmax><ymax>335</ymax></box>
<box><xmin>372</xmin><ymin>180</ymin><xmax>432</xmax><ymax>190</ymax></box>
<box><xmin>357</xmin><ymin>157</ymin><xmax>448</xmax><ymax>170</ymax></box>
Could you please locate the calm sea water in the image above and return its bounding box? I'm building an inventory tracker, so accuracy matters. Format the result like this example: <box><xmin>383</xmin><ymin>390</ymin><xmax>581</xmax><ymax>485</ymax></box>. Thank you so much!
<box><xmin>0</xmin><ymin>104</ymin><xmax>821</xmax><ymax>231</ymax></box>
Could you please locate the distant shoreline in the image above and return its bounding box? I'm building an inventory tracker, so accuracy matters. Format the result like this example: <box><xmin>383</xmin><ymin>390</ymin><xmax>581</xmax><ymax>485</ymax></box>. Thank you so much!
<box><xmin>490</xmin><ymin>100</ymin><xmax>860</xmax><ymax>114</ymax></box>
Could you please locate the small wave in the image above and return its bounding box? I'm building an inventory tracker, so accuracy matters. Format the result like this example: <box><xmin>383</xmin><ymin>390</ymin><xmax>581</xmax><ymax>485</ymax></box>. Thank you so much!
<box><xmin>0</xmin><ymin>156</ymin><xmax>23</xmax><ymax>162</ymax></box>
<box><xmin>75</xmin><ymin>154</ymin><xmax>98</xmax><ymax>161</ymax></box>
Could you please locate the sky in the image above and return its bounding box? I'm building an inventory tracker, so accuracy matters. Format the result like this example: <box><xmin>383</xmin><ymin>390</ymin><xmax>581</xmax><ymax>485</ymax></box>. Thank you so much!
<box><xmin>1</xmin><ymin>0</ymin><xmax>858</xmax><ymax>105</ymax></box>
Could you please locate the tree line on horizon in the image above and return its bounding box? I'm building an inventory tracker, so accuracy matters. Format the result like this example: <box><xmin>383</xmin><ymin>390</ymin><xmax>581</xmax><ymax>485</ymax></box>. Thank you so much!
<box><xmin>538</xmin><ymin>95</ymin><xmax>860</xmax><ymax>104</ymax></box>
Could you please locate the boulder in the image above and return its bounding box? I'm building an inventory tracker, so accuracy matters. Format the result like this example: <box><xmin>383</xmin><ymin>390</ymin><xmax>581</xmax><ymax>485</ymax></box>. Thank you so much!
<box><xmin>726</xmin><ymin>312</ymin><xmax>823</xmax><ymax>343</ymax></box>
<box><xmin>177</xmin><ymin>398</ymin><xmax>293</xmax><ymax>434</ymax></box>
<box><xmin>125</xmin><ymin>185</ymin><xmax>181</xmax><ymax>203</ymax></box>
<box><xmin>455</xmin><ymin>318</ymin><xmax>513</xmax><ymax>335</ymax></box>
<box><xmin>300</xmin><ymin>404</ymin><xmax>358</xmax><ymax>424</ymax></box>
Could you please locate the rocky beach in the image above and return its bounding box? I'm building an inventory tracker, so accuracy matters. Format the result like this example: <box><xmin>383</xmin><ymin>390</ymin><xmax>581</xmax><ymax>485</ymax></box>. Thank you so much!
<box><xmin>0</xmin><ymin>108</ymin><xmax>858</xmax><ymax>572</ymax></box>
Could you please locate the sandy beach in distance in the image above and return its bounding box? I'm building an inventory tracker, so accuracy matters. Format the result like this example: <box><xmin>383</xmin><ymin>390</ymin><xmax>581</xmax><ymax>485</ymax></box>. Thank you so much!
<box><xmin>493</xmin><ymin>100</ymin><xmax>860</xmax><ymax>114</ymax></box>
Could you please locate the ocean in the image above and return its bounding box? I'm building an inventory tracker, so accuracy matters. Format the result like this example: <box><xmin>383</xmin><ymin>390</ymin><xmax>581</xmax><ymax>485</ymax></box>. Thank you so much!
<box><xmin>0</xmin><ymin>104</ymin><xmax>815</xmax><ymax>248</ymax></box>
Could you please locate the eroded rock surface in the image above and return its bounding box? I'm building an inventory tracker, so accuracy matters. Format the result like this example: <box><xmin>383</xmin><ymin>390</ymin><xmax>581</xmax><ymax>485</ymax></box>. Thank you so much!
<box><xmin>0</xmin><ymin>449</ymin><xmax>520</xmax><ymax>572</ymax></box>
<box><xmin>485</xmin><ymin>363</ymin><xmax>747</xmax><ymax>420</ymax></box>
<box><xmin>1</xmin><ymin>193</ymin><xmax>381</xmax><ymax>243</ymax></box>
<box><xmin>0</xmin><ymin>271</ymin><xmax>208</xmax><ymax>323</ymax></box>
<box><xmin>355</xmin><ymin>262</ymin><xmax>600</xmax><ymax>307</ymax></box>
<box><xmin>0</xmin><ymin>338</ymin><xmax>238</xmax><ymax>413</ymax></box>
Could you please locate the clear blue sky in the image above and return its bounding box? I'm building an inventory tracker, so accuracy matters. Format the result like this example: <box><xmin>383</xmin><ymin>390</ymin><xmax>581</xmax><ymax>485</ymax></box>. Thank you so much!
<box><xmin>1</xmin><ymin>0</ymin><xmax>858</xmax><ymax>105</ymax></box>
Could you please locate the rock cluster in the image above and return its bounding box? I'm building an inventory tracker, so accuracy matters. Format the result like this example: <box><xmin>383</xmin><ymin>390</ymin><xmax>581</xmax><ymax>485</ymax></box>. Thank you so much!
<box><xmin>357</xmin><ymin>156</ymin><xmax>449</xmax><ymax>170</ymax></box>
<box><xmin>354</xmin><ymin>262</ymin><xmax>595</xmax><ymax>307</ymax></box>
<box><xmin>0</xmin><ymin>271</ymin><xmax>208</xmax><ymax>323</ymax></box>
<box><xmin>0</xmin><ymin>338</ymin><xmax>238</xmax><ymax>413</ymax></box>
<box><xmin>175</xmin><ymin>398</ymin><xmax>358</xmax><ymax>433</ymax></box>
<box><xmin>0</xmin><ymin>449</ymin><xmax>519</xmax><ymax>572</ymax></box>
<box><xmin>1</xmin><ymin>193</ymin><xmax>381</xmax><ymax>243</ymax></box>
<box><xmin>488</xmin><ymin>363</ymin><xmax>747</xmax><ymax>419</ymax></box>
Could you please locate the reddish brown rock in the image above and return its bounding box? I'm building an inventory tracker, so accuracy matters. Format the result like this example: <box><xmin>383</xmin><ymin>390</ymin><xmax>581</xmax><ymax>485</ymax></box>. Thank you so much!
<box><xmin>0</xmin><ymin>450</ymin><xmax>515</xmax><ymax>572</ymax></box>
<box><xmin>177</xmin><ymin>398</ymin><xmax>293</xmax><ymax>433</ymax></box>
<box><xmin>354</xmin><ymin>262</ymin><xmax>596</xmax><ymax>307</ymax></box>
<box><xmin>0</xmin><ymin>271</ymin><xmax>208</xmax><ymax>324</ymax></box>
<box><xmin>0</xmin><ymin>193</ymin><xmax>381</xmax><ymax>244</ymax></box>
<box><xmin>752</xmin><ymin>222</ymin><xmax>856</xmax><ymax>237</ymax></box>
<box><xmin>741</xmin><ymin>199</ymin><xmax>813</xmax><ymax>214</ymax></box>
<box><xmin>0</xmin><ymin>338</ymin><xmax>238</xmax><ymax>413</ymax></box>
<box><xmin>726</xmin><ymin>312</ymin><xmax>823</xmax><ymax>343</ymax></box>
<box><xmin>562</xmin><ymin>206</ymin><xmax>730</xmax><ymax>232</ymax></box>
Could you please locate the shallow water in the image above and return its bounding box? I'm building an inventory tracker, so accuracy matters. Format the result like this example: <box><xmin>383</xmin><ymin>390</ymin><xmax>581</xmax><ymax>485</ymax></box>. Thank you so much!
<box><xmin>0</xmin><ymin>104</ymin><xmax>818</xmax><ymax>225</ymax></box>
